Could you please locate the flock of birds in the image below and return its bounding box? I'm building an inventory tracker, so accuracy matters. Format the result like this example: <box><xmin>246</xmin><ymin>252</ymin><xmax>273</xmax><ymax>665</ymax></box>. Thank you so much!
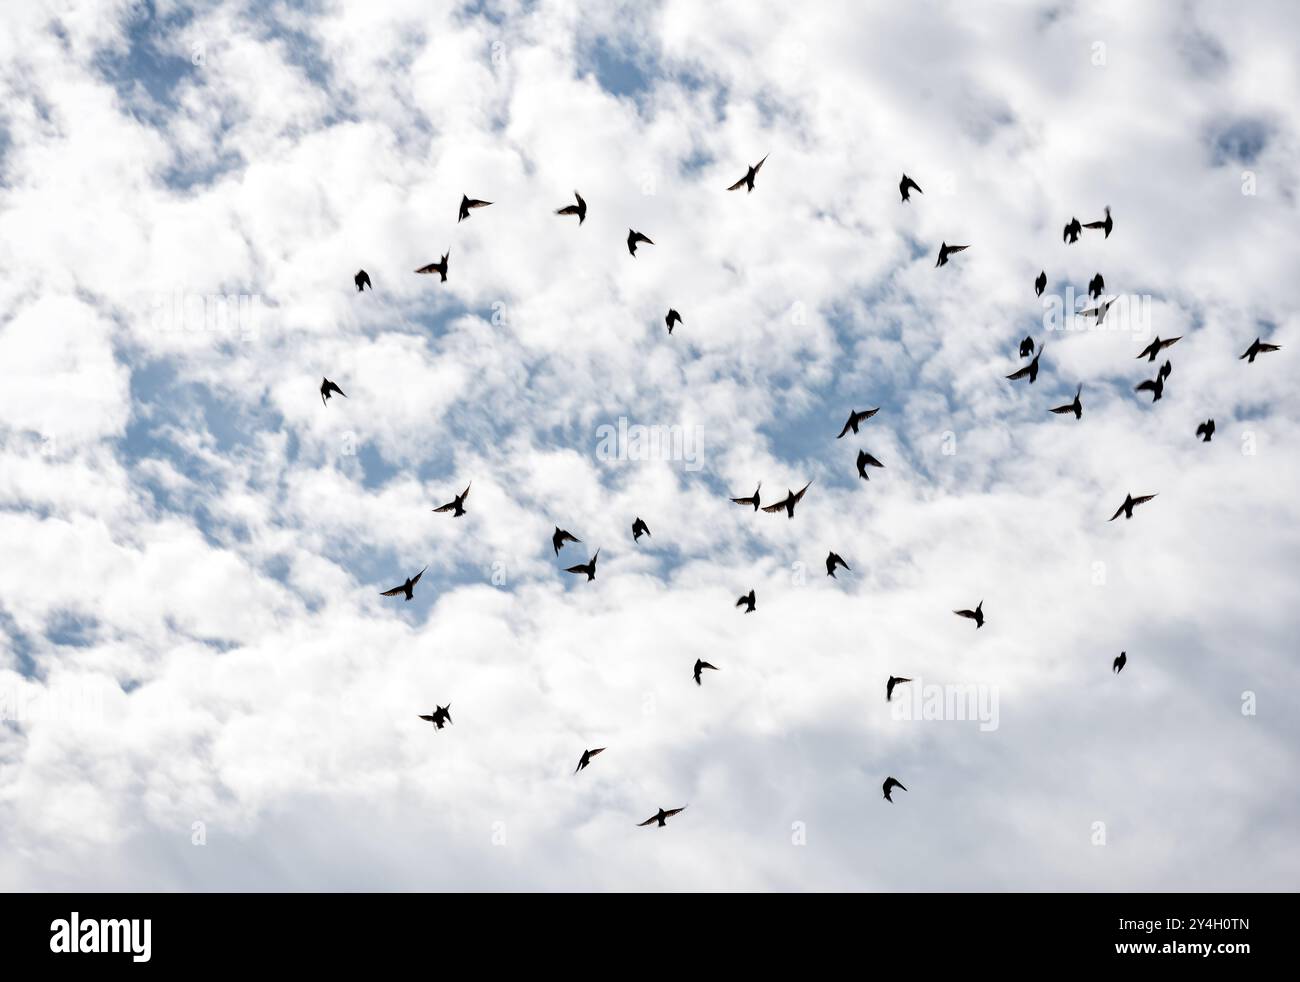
<box><xmin>318</xmin><ymin>161</ymin><xmax>1282</xmax><ymax>825</ymax></box>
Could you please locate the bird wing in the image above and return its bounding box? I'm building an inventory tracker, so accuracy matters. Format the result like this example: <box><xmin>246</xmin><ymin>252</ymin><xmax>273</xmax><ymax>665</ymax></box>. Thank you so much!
<box><xmin>380</xmin><ymin>585</ymin><xmax>406</xmax><ymax>597</ymax></box>
<box><xmin>433</xmin><ymin>501</ymin><xmax>457</xmax><ymax>512</ymax></box>
<box><xmin>662</xmin><ymin>807</ymin><xmax>686</xmax><ymax>819</ymax></box>
<box><xmin>414</xmin><ymin>263</ymin><xmax>439</xmax><ymax>274</ymax></box>
<box><xmin>753</xmin><ymin>155</ymin><xmax>768</xmax><ymax>175</ymax></box>
<box><xmin>1260</xmin><ymin>343</ymin><xmax>1281</xmax><ymax>352</ymax></box>
<box><xmin>636</xmin><ymin>816</ymin><xmax>658</xmax><ymax>826</ymax></box>
<box><xmin>556</xmin><ymin>204</ymin><xmax>579</xmax><ymax>216</ymax></box>
<box><xmin>589</xmin><ymin>748</ymin><xmax>605</xmax><ymax>759</ymax></box>
<box><xmin>564</xmin><ymin>562</ymin><xmax>589</xmax><ymax>574</ymax></box>
<box><xmin>1130</xmin><ymin>494</ymin><xmax>1157</xmax><ymax>506</ymax></box>
<box><xmin>698</xmin><ymin>662</ymin><xmax>718</xmax><ymax>671</ymax></box>
<box><xmin>1108</xmin><ymin>503</ymin><xmax>1127</xmax><ymax>521</ymax></box>
<box><xmin>792</xmin><ymin>481</ymin><xmax>812</xmax><ymax>503</ymax></box>
<box><xmin>418</xmin><ymin>715</ymin><xmax>435</xmax><ymax>721</ymax></box>
<box><xmin>860</xmin><ymin>453</ymin><xmax>883</xmax><ymax>467</ymax></box>
<box><xmin>954</xmin><ymin>609</ymin><xmax>975</xmax><ymax>619</ymax></box>
<box><xmin>836</xmin><ymin>416</ymin><xmax>854</xmax><ymax>438</ymax></box>
<box><xmin>1006</xmin><ymin>364</ymin><xmax>1033</xmax><ymax>380</ymax></box>
<box><xmin>410</xmin><ymin>567</ymin><xmax>426</xmax><ymax>585</ymax></box>
<box><xmin>761</xmin><ymin>499</ymin><xmax>789</xmax><ymax>513</ymax></box>
<box><xmin>726</xmin><ymin>175</ymin><xmax>747</xmax><ymax>191</ymax></box>
<box><xmin>1135</xmin><ymin>380</ymin><xmax>1157</xmax><ymax>392</ymax></box>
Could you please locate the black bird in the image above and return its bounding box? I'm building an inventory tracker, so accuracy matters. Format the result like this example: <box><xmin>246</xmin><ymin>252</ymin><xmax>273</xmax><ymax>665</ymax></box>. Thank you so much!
<box><xmin>1020</xmin><ymin>336</ymin><xmax>1035</xmax><ymax>358</ymax></box>
<box><xmin>415</xmin><ymin>251</ymin><xmax>449</xmax><ymax>281</ymax></box>
<box><xmin>899</xmin><ymin>173</ymin><xmax>923</xmax><ymax>202</ymax></box>
<box><xmin>1240</xmin><ymin>337</ymin><xmax>1281</xmax><ymax>363</ymax></box>
<box><xmin>856</xmin><ymin>450</ymin><xmax>884</xmax><ymax>480</ymax></box>
<box><xmin>954</xmin><ymin>600</ymin><xmax>984</xmax><ymax>628</ymax></box>
<box><xmin>1034</xmin><ymin>271</ymin><xmax>1046</xmax><ymax>297</ymax></box>
<box><xmin>826</xmin><ymin>551</ymin><xmax>850</xmax><ymax>577</ymax></box>
<box><xmin>458</xmin><ymin>194</ymin><xmax>491</xmax><ymax>222</ymax></box>
<box><xmin>575</xmin><ymin>747</ymin><xmax>605</xmax><ymax>774</ymax></box>
<box><xmin>886</xmin><ymin>676</ymin><xmax>911</xmax><ymax>702</ymax></box>
<box><xmin>1135</xmin><ymin>374</ymin><xmax>1165</xmax><ymax>402</ymax></box>
<box><xmin>837</xmin><ymin>407</ymin><xmax>879</xmax><ymax>438</ymax></box>
<box><xmin>693</xmin><ymin>659</ymin><xmax>719</xmax><ymax>686</ymax></box>
<box><xmin>433</xmin><ymin>484</ymin><xmax>471</xmax><ymax>517</ymax></box>
<box><xmin>555</xmin><ymin>191</ymin><xmax>587</xmax><ymax>224</ymax></box>
<box><xmin>1196</xmin><ymin>419</ymin><xmax>1215</xmax><ymax>442</ymax></box>
<box><xmin>736</xmin><ymin>589</ymin><xmax>756</xmax><ymax>613</ymax></box>
<box><xmin>1088</xmin><ymin>272</ymin><xmax>1105</xmax><ymax>299</ymax></box>
<box><xmin>627</xmin><ymin>229</ymin><xmax>654</xmax><ymax>256</ymax></box>
<box><xmin>727</xmin><ymin>154</ymin><xmax>768</xmax><ymax>193</ymax></box>
<box><xmin>552</xmin><ymin>527</ymin><xmax>581</xmax><ymax>555</ymax></box>
<box><xmin>1113</xmin><ymin>651</ymin><xmax>1127</xmax><ymax>674</ymax></box>
<box><xmin>1137</xmin><ymin>335</ymin><xmax>1180</xmax><ymax>361</ymax></box>
<box><xmin>935</xmin><ymin>242</ymin><xmax>969</xmax><ymax>267</ymax></box>
<box><xmin>1082</xmin><ymin>206</ymin><xmax>1113</xmax><ymax>238</ymax></box>
<box><xmin>418</xmin><ymin>704</ymin><xmax>452</xmax><ymax>729</ymax></box>
<box><xmin>1109</xmin><ymin>493</ymin><xmax>1157</xmax><ymax>522</ymax></box>
<box><xmin>1007</xmin><ymin>349</ymin><xmax>1042</xmax><ymax>384</ymax></box>
<box><xmin>762</xmin><ymin>480</ymin><xmax>813</xmax><ymax>518</ymax></box>
<box><xmin>320</xmin><ymin>377</ymin><xmax>347</xmax><ymax>406</ymax></box>
<box><xmin>1063</xmin><ymin>217</ymin><xmax>1082</xmax><ymax>243</ymax></box>
<box><xmin>564</xmin><ymin>549</ymin><xmax>600</xmax><ymax>581</ymax></box>
<box><xmin>1159</xmin><ymin>359</ymin><xmax>1172</xmax><ymax>381</ymax></box>
<box><xmin>1080</xmin><ymin>297</ymin><xmax>1115</xmax><ymax>324</ymax></box>
<box><xmin>637</xmin><ymin>806</ymin><xmax>686</xmax><ymax>828</ymax></box>
<box><xmin>1049</xmin><ymin>384</ymin><xmax>1083</xmax><ymax>419</ymax></box>
<box><xmin>882</xmin><ymin>777</ymin><xmax>907</xmax><ymax>802</ymax></box>
<box><xmin>381</xmin><ymin>566</ymin><xmax>427</xmax><ymax>601</ymax></box>
<box><xmin>665</xmin><ymin>308</ymin><xmax>683</xmax><ymax>335</ymax></box>
<box><xmin>730</xmin><ymin>482</ymin><xmax>761</xmax><ymax>511</ymax></box>
<box><xmin>632</xmin><ymin>517</ymin><xmax>651</xmax><ymax>542</ymax></box>
<box><xmin>354</xmin><ymin>269</ymin><xmax>371</xmax><ymax>292</ymax></box>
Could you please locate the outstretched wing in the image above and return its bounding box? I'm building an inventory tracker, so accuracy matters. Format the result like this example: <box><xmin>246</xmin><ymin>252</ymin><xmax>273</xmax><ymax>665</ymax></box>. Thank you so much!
<box><xmin>636</xmin><ymin>816</ymin><xmax>658</xmax><ymax>827</ymax></box>
<box><xmin>1108</xmin><ymin>503</ymin><xmax>1126</xmax><ymax>522</ymax></box>
<box><xmin>726</xmin><ymin>175</ymin><xmax>747</xmax><ymax>191</ymax></box>
<box><xmin>662</xmin><ymin>807</ymin><xmax>686</xmax><ymax>819</ymax></box>
<box><xmin>380</xmin><ymin>585</ymin><xmax>406</xmax><ymax>597</ymax></box>
<box><xmin>836</xmin><ymin>416</ymin><xmax>854</xmax><ymax>438</ymax></box>
<box><xmin>410</xmin><ymin>567</ymin><xmax>426</xmax><ymax>586</ymax></box>
<box><xmin>761</xmin><ymin>499</ymin><xmax>788</xmax><ymax>514</ymax></box>
<box><xmin>433</xmin><ymin>500</ymin><xmax>458</xmax><ymax>512</ymax></box>
<box><xmin>564</xmin><ymin>563</ymin><xmax>588</xmax><ymax>575</ymax></box>
<box><xmin>1006</xmin><ymin>364</ymin><xmax>1033</xmax><ymax>381</ymax></box>
<box><xmin>1130</xmin><ymin>494</ymin><xmax>1157</xmax><ymax>507</ymax></box>
<box><xmin>556</xmin><ymin>204</ymin><xmax>580</xmax><ymax>216</ymax></box>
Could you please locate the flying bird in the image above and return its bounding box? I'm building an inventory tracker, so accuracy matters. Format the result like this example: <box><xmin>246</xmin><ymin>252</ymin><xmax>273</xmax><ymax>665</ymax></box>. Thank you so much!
<box><xmin>418</xmin><ymin>704</ymin><xmax>453</xmax><ymax>729</ymax></box>
<box><xmin>414</xmin><ymin>251</ymin><xmax>449</xmax><ymax>281</ymax></box>
<box><xmin>736</xmin><ymin>589</ymin><xmax>756</xmax><ymax>613</ymax></box>
<box><xmin>762</xmin><ymin>480</ymin><xmax>813</xmax><ymax>518</ymax></box>
<box><xmin>1135</xmin><ymin>374</ymin><xmax>1164</xmax><ymax>403</ymax></box>
<box><xmin>665</xmin><ymin>308</ymin><xmax>683</xmax><ymax>334</ymax></box>
<box><xmin>935</xmin><ymin>242</ymin><xmax>970</xmax><ymax>267</ymax></box>
<box><xmin>458</xmin><ymin>194</ymin><xmax>491</xmax><ymax>222</ymax></box>
<box><xmin>882</xmin><ymin>777</ymin><xmax>907</xmax><ymax>802</ymax></box>
<box><xmin>1049</xmin><ymin>384</ymin><xmax>1083</xmax><ymax>419</ymax></box>
<box><xmin>730</xmin><ymin>482</ymin><xmax>761</xmax><ymax>511</ymax></box>
<box><xmin>1007</xmin><ymin>349</ymin><xmax>1042</xmax><ymax>384</ymax></box>
<box><xmin>899</xmin><ymin>173</ymin><xmax>923</xmax><ymax>202</ymax></box>
<box><xmin>1082</xmin><ymin>206</ymin><xmax>1113</xmax><ymax>238</ymax></box>
<box><xmin>1080</xmin><ymin>297</ymin><xmax>1115</xmax><ymax>324</ymax></box>
<box><xmin>886</xmin><ymin>676</ymin><xmax>911</xmax><ymax>702</ymax></box>
<box><xmin>1137</xmin><ymin>335</ymin><xmax>1180</xmax><ymax>361</ymax></box>
<box><xmin>1109</xmin><ymin>493</ymin><xmax>1157</xmax><ymax>521</ymax></box>
<box><xmin>1113</xmin><ymin>651</ymin><xmax>1127</xmax><ymax>674</ymax></box>
<box><xmin>856</xmin><ymin>450</ymin><xmax>885</xmax><ymax>480</ymax></box>
<box><xmin>1240</xmin><ymin>337</ymin><xmax>1281</xmax><ymax>363</ymax></box>
<box><xmin>354</xmin><ymin>269</ymin><xmax>371</xmax><ymax>292</ymax></box>
<box><xmin>826</xmin><ymin>551</ymin><xmax>851</xmax><ymax>578</ymax></box>
<box><xmin>693</xmin><ymin>659</ymin><xmax>719</xmax><ymax>686</ymax></box>
<box><xmin>837</xmin><ymin>407</ymin><xmax>879</xmax><ymax>438</ymax></box>
<box><xmin>1088</xmin><ymin>272</ymin><xmax>1105</xmax><ymax>299</ymax></box>
<box><xmin>1196</xmin><ymin>419</ymin><xmax>1215</xmax><ymax>442</ymax></box>
<box><xmin>1063</xmin><ymin>217</ymin><xmax>1082</xmax><ymax>243</ymax></box>
<box><xmin>320</xmin><ymin>377</ymin><xmax>347</xmax><ymax>406</ymax></box>
<box><xmin>575</xmin><ymin>747</ymin><xmax>605</xmax><ymax>774</ymax></box>
<box><xmin>564</xmin><ymin>549</ymin><xmax>600</xmax><ymax>581</ymax></box>
<box><xmin>637</xmin><ymin>806</ymin><xmax>686</xmax><ymax>828</ymax></box>
<box><xmin>381</xmin><ymin>566</ymin><xmax>427</xmax><ymax>601</ymax></box>
<box><xmin>727</xmin><ymin>154</ymin><xmax>768</xmax><ymax>193</ymax></box>
<box><xmin>433</xmin><ymin>484</ymin><xmax>471</xmax><ymax>517</ymax></box>
<box><xmin>1020</xmin><ymin>336</ymin><xmax>1035</xmax><ymax>358</ymax></box>
<box><xmin>954</xmin><ymin>600</ymin><xmax>984</xmax><ymax>628</ymax></box>
<box><xmin>555</xmin><ymin>191</ymin><xmax>587</xmax><ymax>224</ymax></box>
<box><xmin>632</xmin><ymin>517</ymin><xmax>651</xmax><ymax>542</ymax></box>
<box><xmin>627</xmin><ymin>229</ymin><xmax>654</xmax><ymax>256</ymax></box>
<box><xmin>552</xmin><ymin>527</ymin><xmax>581</xmax><ymax>555</ymax></box>
<box><xmin>1034</xmin><ymin>271</ymin><xmax>1047</xmax><ymax>297</ymax></box>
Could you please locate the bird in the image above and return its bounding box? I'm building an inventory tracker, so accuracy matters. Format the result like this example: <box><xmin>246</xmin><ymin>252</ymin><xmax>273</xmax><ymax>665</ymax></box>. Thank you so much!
<box><xmin>1080</xmin><ymin>297</ymin><xmax>1115</xmax><ymax>324</ymax></box>
<box><xmin>1034</xmin><ymin>271</ymin><xmax>1047</xmax><ymax>297</ymax></box>
<box><xmin>1049</xmin><ymin>384</ymin><xmax>1083</xmax><ymax>419</ymax></box>
<box><xmin>736</xmin><ymin>589</ymin><xmax>756</xmax><ymax>613</ymax></box>
<box><xmin>1063</xmin><ymin>217</ymin><xmax>1081</xmax><ymax>243</ymax></box>
<box><xmin>433</xmin><ymin>484</ymin><xmax>471</xmax><ymax>517</ymax></box>
<box><xmin>762</xmin><ymin>480</ymin><xmax>813</xmax><ymax>518</ymax></box>
<box><xmin>730</xmin><ymin>482</ymin><xmax>761</xmax><ymax>511</ymax></box>
<box><xmin>1109</xmin><ymin>493</ymin><xmax>1157</xmax><ymax>521</ymax></box>
<box><xmin>320</xmin><ymin>377</ymin><xmax>346</xmax><ymax>406</ymax></box>
<box><xmin>954</xmin><ymin>600</ymin><xmax>984</xmax><ymax>628</ymax></box>
<box><xmin>693</xmin><ymin>659</ymin><xmax>719</xmax><ymax>686</ymax></box>
<box><xmin>381</xmin><ymin>566</ymin><xmax>427</xmax><ymax>601</ymax></box>
<box><xmin>574</xmin><ymin>747</ymin><xmax>605</xmax><ymax>774</ymax></box>
<box><xmin>627</xmin><ymin>229</ymin><xmax>654</xmax><ymax>256</ymax></box>
<box><xmin>552</xmin><ymin>527</ymin><xmax>581</xmax><ymax>555</ymax></box>
<box><xmin>555</xmin><ymin>191</ymin><xmax>587</xmax><ymax>224</ymax></box>
<box><xmin>1088</xmin><ymin>272</ymin><xmax>1105</xmax><ymax>299</ymax></box>
<box><xmin>632</xmin><ymin>517</ymin><xmax>651</xmax><ymax>542</ymax></box>
<box><xmin>564</xmin><ymin>549</ymin><xmax>600</xmax><ymax>581</ymax></box>
<box><xmin>899</xmin><ymin>173</ymin><xmax>923</xmax><ymax>202</ymax></box>
<box><xmin>856</xmin><ymin>450</ymin><xmax>884</xmax><ymax>480</ymax></box>
<box><xmin>354</xmin><ymin>269</ymin><xmax>371</xmax><ymax>292</ymax></box>
<box><xmin>1159</xmin><ymin>359</ymin><xmax>1173</xmax><ymax>381</ymax></box>
<box><xmin>1135</xmin><ymin>374</ymin><xmax>1165</xmax><ymax>403</ymax></box>
<box><xmin>1196</xmin><ymin>419</ymin><xmax>1215</xmax><ymax>442</ymax></box>
<box><xmin>1113</xmin><ymin>651</ymin><xmax>1127</xmax><ymax>674</ymax></box>
<box><xmin>727</xmin><ymin>154</ymin><xmax>768</xmax><ymax>193</ymax></box>
<box><xmin>1082</xmin><ymin>206</ymin><xmax>1113</xmax><ymax>238</ymax></box>
<box><xmin>882</xmin><ymin>777</ymin><xmax>907</xmax><ymax>802</ymax></box>
<box><xmin>886</xmin><ymin>676</ymin><xmax>911</xmax><ymax>702</ymax></box>
<box><xmin>1240</xmin><ymin>337</ymin><xmax>1281</xmax><ymax>363</ymax></box>
<box><xmin>665</xmin><ymin>308</ymin><xmax>683</xmax><ymax>334</ymax></box>
<box><xmin>935</xmin><ymin>242</ymin><xmax>969</xmax><ymax>267</ymax></box>
<box><xmin>637</xmin><ymin>806</ymin><xmax>686</xmax><ymax>828</ymax></box>
<box><xmin>418</xmin><ymin>704</ymin><xmax>453</xmax><ymax>729</ymax></box>
<box><xmin>826</xmin><ymin>551</ymin><xmax>850</xmax><ymax>577</ymax></box>
<box><xmin>458</xmin><ymin>194</ymin><xmax>491</xmax><ymax>222</ymax></box>
<box><xmin>837</xmin><ymin>407</ymin><xmax>879</xmax><ymax>438</ymax></box>
<box><xmin>1020</xmin><ymin>336</ymin><xmax>1035</xmax><ymax>358</ymax></box>
<box><xmin>415</xmin><ymin>251</ymin><xmax>449</xmax><ymax>281</ymax></box>
<box><xmin>1137</xmin><ymin>335</ymin><xmax>1180</xmax><ymax>361</ymax></box>
<box><xmin>1007</xmin><ymin>349</ymin><xmax>1042</xmax><ymax>384</ymax></box>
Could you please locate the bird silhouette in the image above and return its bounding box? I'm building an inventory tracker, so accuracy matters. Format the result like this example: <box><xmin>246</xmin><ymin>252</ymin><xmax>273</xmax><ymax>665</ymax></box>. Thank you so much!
<box><xmin>418</xmin><ymin>704</ymin><xmax>452</xmax><ymax>729</ymax></box>
<box><xmin>1007</xmin><ymin>349</ymin><xmax>1042</xmax><ymax>384</ymax></box>
<box><xmin>954</xmin><ymin>600</ymin><xmax>984</xmax><ymax>628</ymax></box>
<box><xmin>627</xmin><ymin>229</ymin><xmax>654</xmax><ymax>256</ymax></box>
<box><xmin>354</xmin><ymin>269</ymin><xmax>371</xmax><ymax>292</ymax></box>
<box><xmin>763</xmin><ymin>480</ymin><xmax>813</xmax><ymax>518</ymax></box>
<box><xmin>458</xmin><ymin>194</ymin><xmax>491</xmax><ymax>222</ymax></box>
<box><xmin>1109</xmin><ymin>493</ymin><xmax>1157</xmax><ymax>521</ymax></box>
<box><xmin>837</xmin><ymin>407</ymin><xmax>879</xmax><ymax>438</ymax></box>
<box><xmin>936</xmin><ymin>242</ymin><xmax>969</xmax><ymax>267</ymax></box>
<box><xmin>1196</xmin><ymin>419</ymin><xmax>1215</xmax><ymax>442</ymax></box>
<box><xmin>1080</xmin><ymin>297</ymin><xmax>1115</xmax><ymax>324</ymax></box>
<box><xmin>899</xmin><ymin>173</ymin><xmax>923</xmax><ymax>202</ymax></box>
<box><xmin>632</xmin><ymin>517</ymin><xmax>651</xmax><ymax>542</ymax></box>
<box><xmin>1049</xmin><ymin>384</ymin><xmax>1083</xmax><ymax>419</ymax></box>
<box><xmin>882</xmin><ymin>777</ymin><xmax>907</xmax><ymax>802</ymax></box>
<box><xmin>1063</xmin><ymin>217</ymin><xmax>1082</xmax><ymax>243</ymax></box>
<box><xmin>565</xmin><ymin>549</ymin><xmax>600</xmax><ymax>581</ymax></box>
<box><xmin>1034</xmin><ymin>271</ymin><xmax>1047</xmax><ymax>297</ymax></box>
<box><xmin>381</xmin><ymin>566</ymin><xmax>427</xmax><ymax>601</ymax></box>
<box><xmin>1137</xmin><ymin>335</ymin><xmax>1180</xmax><ymax>361</ymax></box>
<box><xmin>727</xmin><ymin>154</ymin><xmax>768</xmax><ymax>193</ymax></box>
<box><xmin>575</xmin><ymin>747</ymin><xmax>605</xmax><ymax>774</ymax></box>
<box><xmin>665</xmin><ymin>308</ymin><xmax>683</xmax><ymax>335</ymax></box>
<box><xmin>856</xmin><ymin>450</ymin><xmax>885</xmax><ymax>480</ymax></box>
<box><xmin>415</xmin><ymin>251</ymin><xmax>449</xmax><ymax>281</ymax></box>
<box><xmin>886</xmin><ymin>676</ymin><xmax>911</xmax><ymax>702</ymax></box>
<box><xmin>320</xmin><ymin>377</ymin><xmax>347</xmax><ymax>406</ymax></box>
<box><xmin>730</xmin><ymin>482</ymin><xmax>761</xmax><ymax>511</ymax></box>
<box><xmin>736</xmin><ymin>589</ymin><xmax>756</xmax><ymax>613</ymax></box>
<box><xmin>826</xmin><ymin>551</ymin><xmax>850</xmax><ymax>577</ymax></box>
<box><xmin>1088</xmin><ymin>272</ymin><xmax>1105</xmax><ymax>299</ymax></box>
<box><xmin>1082</xmin><ymin>206</ymin><xmax>1113</xmax><ymax>238</ymax></box>
<box><xmin>1240</xmin><ymin>337</ymin><xmax>1281</xmax><ymax>363</ymax></box>
<box><xmin>1113</xmin><ymin>651</ymin><xmax>1127</xmax><ymax>674</ymax></box>
<box><xmin>693</xmin><ymin>659</ymin><xmax>719</xmax><ymax>686</ymax></box>
<box><xmin>552</xmin><ymin>527</ymin><xmax>581</xmax><ymax>555</ymax></box>
<box><xmin>1159</xmin><ymin>359</ymin><xmax>1173</xmax><ymax>381</ymax></box>
<box><xmin>433</xmin><ymin>484</ymin><xmax>471</xmax><ymax>517</ymax></box>
<box><xmin>1020</xmin><ymin>336</ymin><xmax>1035</xmax><ymax>358</ymax></box>
<box><xmin>1135</xmin><ymin>374</ymin><xmax>1165</xmax><ymax>403</ymax></box>
<box><xmin>555</xmin><ymin>191</ymin><xmax>587</xmax><ymax>224</ymax></box>
<box><xmin>637</xmin><ymin>806</ymin><xmax>686</xmax><ymax>828</ymax></box>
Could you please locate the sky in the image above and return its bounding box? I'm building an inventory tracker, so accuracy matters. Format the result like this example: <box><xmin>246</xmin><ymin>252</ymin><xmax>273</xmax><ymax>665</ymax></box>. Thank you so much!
<box><xmin>1</xmin><ymin>0</ymin><xmax>1298</xmax><ymax>891</ymax></box>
